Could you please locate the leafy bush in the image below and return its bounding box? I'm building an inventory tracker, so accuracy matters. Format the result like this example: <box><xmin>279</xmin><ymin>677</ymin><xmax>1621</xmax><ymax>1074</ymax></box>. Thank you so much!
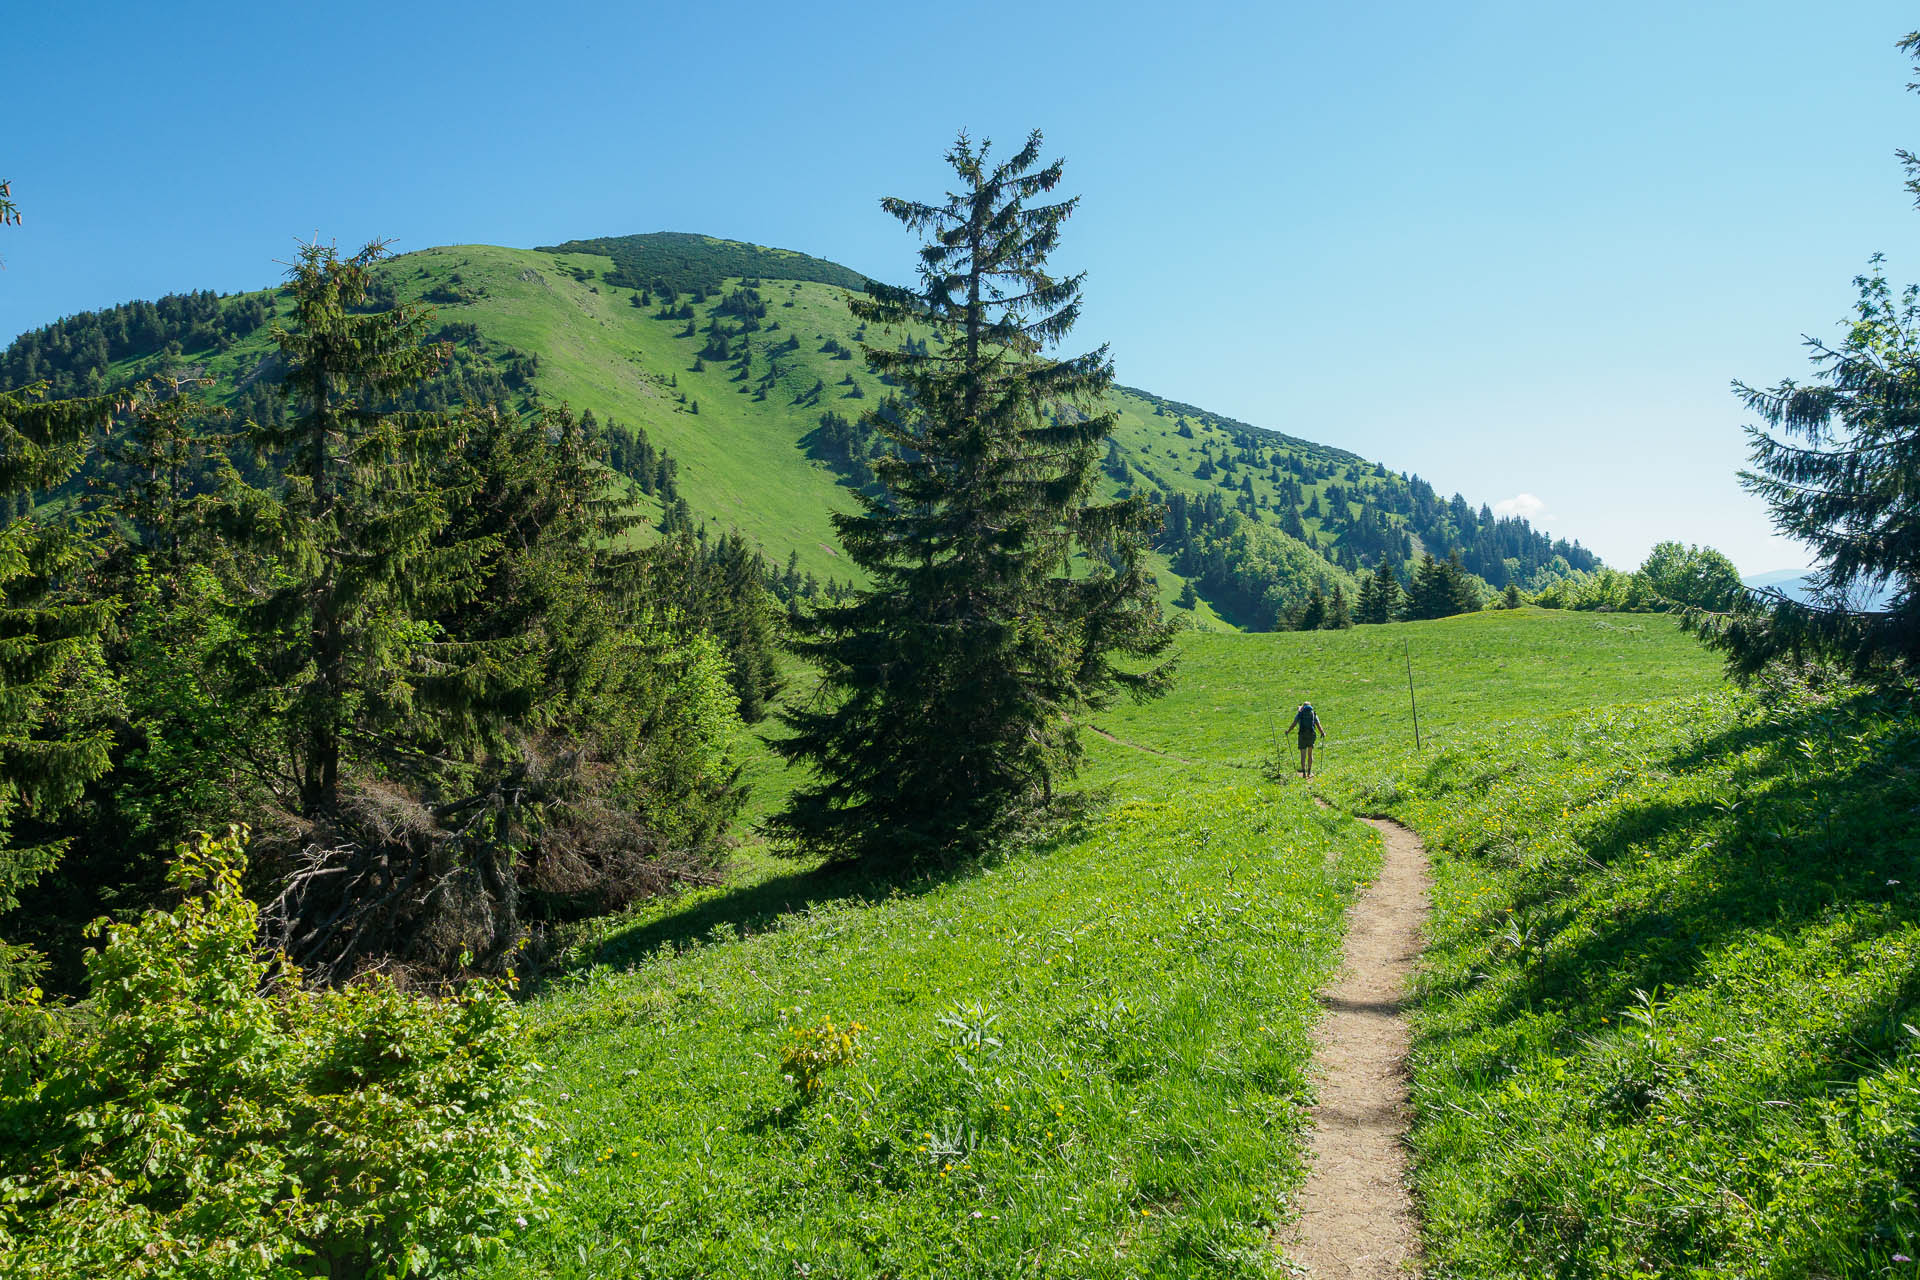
<box><xmin>0</xmin><ymin>828</ymin><xmax>547</xmax><ymax>1279</ymax></box>
<box><xmin>778</xmin><ymin>1015</ymin><xmax>866</xmax><ymax>1097</ymax></box>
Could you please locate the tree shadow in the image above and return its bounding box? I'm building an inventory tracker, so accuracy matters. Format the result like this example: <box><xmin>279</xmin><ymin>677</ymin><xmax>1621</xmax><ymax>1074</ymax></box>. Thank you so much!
<box><xmin>563</xmin><ymin>859</ymin><xmax>891</xmax><ymax>978</ymax></box>
<box><xmin>529</xmin><ymin>808</ymin><xmax>1100</xmax><ymax>990</ymax></box>
<box><xmin>1426</xmin><ymin>692</ymin><xmax>1920</xmax><ymax>1053</ymax></box>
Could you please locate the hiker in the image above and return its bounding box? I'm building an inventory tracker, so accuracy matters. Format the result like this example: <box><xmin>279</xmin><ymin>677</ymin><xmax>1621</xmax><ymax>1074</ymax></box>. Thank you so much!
<box><xmin>1290</xmin><ymin>701</ymin><xmax>1326</xmax><ymax>778</ymax></box>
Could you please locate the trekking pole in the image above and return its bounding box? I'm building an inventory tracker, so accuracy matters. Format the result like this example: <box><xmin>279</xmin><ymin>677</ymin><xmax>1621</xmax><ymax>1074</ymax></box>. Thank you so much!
<box><xmin>1403</xmin><ymin>637</ymin><xmax>1422</xmax><ymax>751</ymax></box>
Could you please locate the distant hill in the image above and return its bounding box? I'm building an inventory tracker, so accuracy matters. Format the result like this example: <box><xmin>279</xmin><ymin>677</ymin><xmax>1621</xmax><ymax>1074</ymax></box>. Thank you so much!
<box><xmin>1743</xmin><ymin>568</ymin><xmax>1895</xmax><ymax>610</ymax></box>
<box><xmin>1</xmin><ymin>234</ymin><xmax>1600</xmax><ymax>629</ymax></box>
<box><xmin>1742</xmin><ymin>569</ymin><xmax>1815</xmax><ymax>602</ymax></box>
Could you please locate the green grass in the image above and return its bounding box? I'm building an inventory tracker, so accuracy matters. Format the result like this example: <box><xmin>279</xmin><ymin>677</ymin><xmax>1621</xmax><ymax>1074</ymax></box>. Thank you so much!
<box><xmin>1082</xmin><ymin>607</ymin><xmax>1721</xmax><ymax>794</ymax></box>
<box><xmin>1329</xmin><ymin>679</ymin><xmax>1920</xmax><ymax>1277</ymax></box>
<box><xmin>494</xmin><ymin>787</ymin><xmax>1376</xmax><ymax>1279</ymax></box>
<box><xmin>481</xmin><ymin>610</ymin><xmax>1728</xmax><ymax>1277</ymax></box>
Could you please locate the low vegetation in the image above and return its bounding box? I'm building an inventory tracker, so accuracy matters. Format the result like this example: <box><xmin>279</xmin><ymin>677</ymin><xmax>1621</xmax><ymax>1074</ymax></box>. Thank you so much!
<box><xmin>0</xmin><ymin>829</ymin><xmax>546</xmax><ymax>1279</ymax></box>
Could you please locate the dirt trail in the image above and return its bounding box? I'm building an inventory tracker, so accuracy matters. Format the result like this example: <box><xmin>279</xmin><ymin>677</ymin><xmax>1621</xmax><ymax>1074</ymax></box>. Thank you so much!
<box><xmin>1281</xmin><ymin>815</ymin><xmax>1431</xmax><ymax>1278</ymax></box>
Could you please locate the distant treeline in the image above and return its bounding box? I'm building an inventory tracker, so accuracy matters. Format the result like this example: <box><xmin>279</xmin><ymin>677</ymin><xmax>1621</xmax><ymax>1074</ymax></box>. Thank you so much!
<box><xmin>1</xmin><ymin>290</ymin><xmax>272</xmax><ymax>398</ymax></box>
<box><xmin>536</xmin><ymin>231</ymin><xmax>867</xmax><ymax>299</ymax></box>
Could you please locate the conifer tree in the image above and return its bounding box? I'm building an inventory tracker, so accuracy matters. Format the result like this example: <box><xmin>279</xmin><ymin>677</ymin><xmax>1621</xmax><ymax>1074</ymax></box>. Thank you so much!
<box><xmin>1356</xmin><ymin>566</ymin><xmax>1381</xmax><ymax>623</ymax></box>
<box><xmin>0</xmin><ymin>380</ymin><xmax>119</xmax><ymax>991</ymax></box>
<box><xmin>1356</xmin><ymin>563</ymin><xmax>1402</xmax><ymax>624</ymax></box>
<box><xmin>0</xmin><ymin>176</ymin><xmax>126</xmax><ymax>991</ymax></box>
<box><xmin>98</xmin><ymin>380</ymin><xmax>225</xmax><ymax>568</ymax></box>
<box><xmin>1326</xmin><ymin>582</ymin><xmax>1353</xmax><ymax>629</ymax></box>
<box><xmin>774</xmin><ymin>130</ymin><xmax>1176</xmax><ymax>864</ymax></box>
<box><xmin>1697</xmin><ymin>28</ymin><xmax>1920</xmax><ymax>686</ymax></box>
<box><xmin>1403</xmin><ymin>551</ymin><xmax>1481</xmax><ymax>619</ymax></box>
<box><xmin>1445</xmin><ymin>550</ymin><xmax>1481</xmax><ymax>615</ymax></box>
<box><xmin>1296</xmin><ymin>584</ymin><xmax>1328</xmax><ymax>631</ymax></box>
<box><xmin>1404</xmin><ymin>553</ymin><xmax>1455</xmax><ymax>620</ymax></box>
<box><xmin>225</xmin><ymin>240</ymin><xmax>485</xmax><ymax>816</ymax></box>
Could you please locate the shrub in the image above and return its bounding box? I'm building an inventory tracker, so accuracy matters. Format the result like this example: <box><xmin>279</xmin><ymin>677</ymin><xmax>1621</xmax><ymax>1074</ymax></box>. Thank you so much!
<box><xmin>0</xmin><ymin>828</ymin><xmax>548</xmax><ymax>1279</ymax></box>
<box><xmin>779</xmin><ymin>1015</ymin><xmax>866</xmax><ymax>1097</ymax></box>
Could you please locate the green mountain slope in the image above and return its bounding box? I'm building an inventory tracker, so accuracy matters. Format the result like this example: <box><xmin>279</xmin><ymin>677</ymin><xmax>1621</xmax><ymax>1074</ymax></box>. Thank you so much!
<box><xmin>2</xmin><ymin>235</ymin><xmax>1600</xmax><ymax>627</ymax></box>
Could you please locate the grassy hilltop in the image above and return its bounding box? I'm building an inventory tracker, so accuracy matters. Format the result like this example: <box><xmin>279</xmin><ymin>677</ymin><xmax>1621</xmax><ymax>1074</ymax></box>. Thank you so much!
<box><xmin>5</xmin><ymin>233</ymin><xmax>1599</xmax><ymax>627</ymax></box>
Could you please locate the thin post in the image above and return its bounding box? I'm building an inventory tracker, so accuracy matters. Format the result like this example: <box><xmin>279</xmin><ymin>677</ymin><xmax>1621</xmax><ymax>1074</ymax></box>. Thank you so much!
<box><xmin>1403</xmin><ymin>638</ymin><xmax>1422</xmax><ymax>750</ymax></box>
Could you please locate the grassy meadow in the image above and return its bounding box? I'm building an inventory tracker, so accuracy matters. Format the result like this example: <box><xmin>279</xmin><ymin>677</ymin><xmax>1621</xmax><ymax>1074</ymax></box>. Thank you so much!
<box><xmin>488</xmin><ymin>608</ymin><xmax>1731</xmax><ymax>1277</ymax></box>
<box><xmin>499</xmin><ymin>788</ymin><xmax>1372</xmax><ymax>1279</ymax></box>
<box><xmin>1084</xmin><ymin>606</ymin><xmax>1719</xmax><ymax>792</ymax></box>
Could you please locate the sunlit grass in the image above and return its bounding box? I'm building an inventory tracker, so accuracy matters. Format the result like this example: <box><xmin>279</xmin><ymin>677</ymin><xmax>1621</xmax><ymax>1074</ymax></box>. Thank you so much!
<box><xmin>495</xmin><ymin>787</ymin><xmax>1375</xmax><ymax>1278</ymax></box>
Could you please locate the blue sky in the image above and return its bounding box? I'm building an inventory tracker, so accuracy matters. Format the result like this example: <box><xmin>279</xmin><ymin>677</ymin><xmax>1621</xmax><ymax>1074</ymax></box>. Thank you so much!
<box><xmin>6</xmin><ymin>0</ymin><xmax>1915</xmax><ymax>573</ymax></box>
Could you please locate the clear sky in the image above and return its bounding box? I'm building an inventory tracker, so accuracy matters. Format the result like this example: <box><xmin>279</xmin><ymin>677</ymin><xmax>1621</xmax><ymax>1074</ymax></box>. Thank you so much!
<box><xmin>7</xmin><ymin>1</ymin><xmax>1915</xmax><ymax>574</ymax></box>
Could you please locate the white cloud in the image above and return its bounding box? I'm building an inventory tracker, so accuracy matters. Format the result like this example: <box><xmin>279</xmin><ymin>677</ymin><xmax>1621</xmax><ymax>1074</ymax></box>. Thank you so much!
<box><xmin>1493</xmin><ymin>492</ymin><xmax>1549</xmax><ymax>521</ymax></box>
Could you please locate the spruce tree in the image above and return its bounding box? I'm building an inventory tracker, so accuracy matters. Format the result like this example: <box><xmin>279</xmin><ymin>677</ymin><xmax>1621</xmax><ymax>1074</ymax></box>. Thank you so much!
<box><xmin>226</xmin><ymin>240</ymin><xmax>486</xmax><ymax>816</ymax></box>
<box><xmin>1444</xmin><ymin>550</ymin><xmax>1482</xmax><ymax>615</ymax></box>
<box><xmin>1404</xmin><ymin>553</ymin><xmax>1450</xmax><ymax>620</ymax></box>
<box><xmin>98</xmin><ymin>381</ymin><xmax>225</xmax><ymax>568</ymax></box>
<box><xmin>774</xmin><ymin>130</ymin><xmax>1176</xmax><ymax>864</ymax></box>
<box><xmin>1358</xmin><ymin>562</ymin><xmax>1403</xmax><ymax>624</ymax></box>
<box><xmin>1296</xmin><ymin>584</ymin><xmax>1328</xmax><ymax>631</ymax></box>
<box><xmin>1706</xmin><ymin>254</ymin><xmax>1920</xmax><ymax>675</ymax></box>
<box><xmin>1356</xmin><ymin>567</ymin><xmax>1381</xmax><ymax>623</ymax></box>
<box><xmin>0</xmin><ymin>174</ymin><xmax>126</xmax><ymax>992</ymax></box>
<box><xmin>1326</xmin><ymin>582</ymin><xmax>1353</xmax><ymax>629</ymax></box>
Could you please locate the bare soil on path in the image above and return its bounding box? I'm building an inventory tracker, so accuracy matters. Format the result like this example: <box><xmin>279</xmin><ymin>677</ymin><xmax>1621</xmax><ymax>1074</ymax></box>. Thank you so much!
<box><xmin>1281</xmin><ymin>814</ymin><xmax>1431</xmax><ymax>1278</ymax></box>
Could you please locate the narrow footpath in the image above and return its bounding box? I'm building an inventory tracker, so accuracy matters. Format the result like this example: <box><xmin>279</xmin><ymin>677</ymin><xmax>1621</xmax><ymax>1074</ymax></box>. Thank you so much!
<box><xmin>1281</xmin><ymin>815</ymin><xmax>1431</xmax><ymax>1278</ymax></box>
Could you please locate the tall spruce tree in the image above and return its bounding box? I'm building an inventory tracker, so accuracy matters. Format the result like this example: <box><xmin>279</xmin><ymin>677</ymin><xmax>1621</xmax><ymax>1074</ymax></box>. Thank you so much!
<box><xmin>1356</xmin><ymin>562</ymin><xmax>1402</xmax><ymax>624</ymax></box>
<box><xmin>1326</xmin><ymin>582</ymin><xmax>1353</xmax><ymax>629</ymax></box>
<box><xmin>1296</xmin><ymin>584</ymin><xmax>1328</xmax><ymax>631</ymax></box>
<box><xmin>773</xmin><ymin>130</ymin><xmax>1176</xmax><ymax>864</ymax></box>
<box><xmin>1355</xmin><ymin>568</ymin><xmax>1380</xmax><ymax>623</ymax></box>
<box><xmin>1404</xmin><ymin>552</ymin><xmax>1477</xmax><ymax>620</ymax></box>
<box><xmin>1705</xmin><ymin>260</ymin><xmax>1920</xmax><ymax>675</ymax></box>
<box><xmin>226</xmin><ymin>240</ymin><xmax>488</xmax><ymax>816</ymax></box>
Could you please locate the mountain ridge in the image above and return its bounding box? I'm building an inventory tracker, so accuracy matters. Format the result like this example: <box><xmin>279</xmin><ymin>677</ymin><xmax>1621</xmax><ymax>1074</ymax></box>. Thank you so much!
<box><xmin>0</xmin><ymin>232</ymin><xmax>1600</xmax><ymax>627</ymax></box>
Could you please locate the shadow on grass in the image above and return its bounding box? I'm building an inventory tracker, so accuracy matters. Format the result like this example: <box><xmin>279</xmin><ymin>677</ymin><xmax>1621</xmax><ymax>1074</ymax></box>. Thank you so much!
<box><xmin>1430</xmin><ymin>691</ymin><xmax>1920</xmax><ymax>1055</ymax></box>
<box><xmin>588</xmin><ymin>859</ymin><xmax>891</xmax><ymax>972</ymax></box>
<box><xmin>527</xmin><ymin>800</ymin><xmax>1109</xmax><ymax>993</ymax></box>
